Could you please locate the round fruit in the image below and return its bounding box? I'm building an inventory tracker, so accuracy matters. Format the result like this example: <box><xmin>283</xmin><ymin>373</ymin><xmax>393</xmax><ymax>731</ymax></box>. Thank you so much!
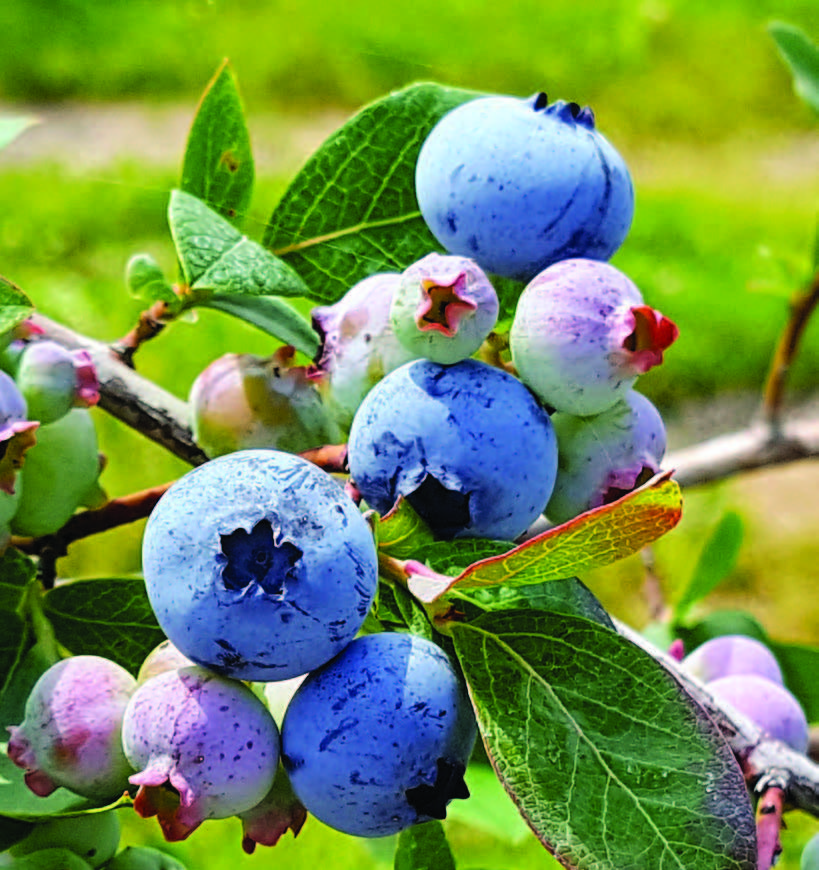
<box><xmin>415</xmin><ymin>93</ymin><xmax>634</xmax><ymax>282</ymax></box>
<box><xmin>682</xmin><ymin>635</ymin><xmax>783</xmax><ymax>686</ymax></box>
<box><xmin>7</xmin><ymin>655</ymin><xmax>136</xmax><ymax>800</ymax></box>
<box><xmin>390</xmin><ymin>253</ymin><xmax>499</xmax><ymax>364</ymax></box>
<box><xmin>281</xmin><ymin>632</ymin><xmax>476</xmax><ymax>837</ymax></box>
<box><xmin>10</xmin><ymin>811</ymin><xmax>121</xmax><ymax>868</ymax></box>
<box><xmin>546</xmin><ymin>389</ymin><xmax>666</xmax><ymax>523</ymax></box>
<box><xmin>122</xmin><ymin>666</ymin><xmax>280</xmax><ymax>842</ymax></box>
<box><xmin>707</xmin><ymin>674</ymin><xmax>808</xmax><ymax>753</ymax></box>
<box><xmin>510</xmin><ymin>258</ymin><xmax>678</xmax><ymax>416</ymax></box>
<box><xmin>801</xmin><ymin>832</ymin><xmax>819</xmax><ymax>870</ymax></box>
<box><xmin>347</xmin><ymin>358</ymin><xmax>558</xmax><ymax>541</ymax></box>
<box><xmin>141</xmin><ymin>449</ymin><xmax>378</xmax><ymax>681</ymax></box>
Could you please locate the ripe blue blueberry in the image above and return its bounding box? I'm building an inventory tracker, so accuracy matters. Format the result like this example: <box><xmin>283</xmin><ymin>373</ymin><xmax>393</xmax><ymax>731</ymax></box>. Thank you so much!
<box><xmin>347</xmin><ymin>358</ymin><xmax>558</xmax><ymax>541</ymax></box>
<box><xmin>415</xmin><ymin>93</ymin><xmax>634</xmax><ymax>282</ymax></box>
<box><xmin>390</xmin><ymin>253</ymin><xmax>499</xmax><ymax>364</ymax></box>
<box><xmin>682</xmin><ymin>635</ymin><xmax>784</xmax><ymax>686</ymax></box>
<box><xmin>122</xmin><ymin>666</ymin><xmax>280</xmax><ymax>841</ymax></box>
<box><xmin>546</xmin><ymin>389</ymin><xmax>667</xmax><ymax>524</ymax></box>
<box><xmin>281</xmin><ymin>632</ymin><xmax>477</xmax><ymax>837</ymax></box>
<box><xmin>510</xmin><ymin>258</ymin><xmax>678</xmax><ymax>416</ymax></box>
<box><xmin>141</xmin><ymin>449</ymin><xmax>378</xmax><ymax>681</ymax></box>
<box><xmin>707</xmin><ymin>674</ymin><xmax>808</xmax><ymax>753</ymax></box>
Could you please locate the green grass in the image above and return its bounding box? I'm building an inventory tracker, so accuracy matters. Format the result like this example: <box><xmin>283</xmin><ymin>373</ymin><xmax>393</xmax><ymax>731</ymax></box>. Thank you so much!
<box><xmin>0</xmin><ymin>0</ymin><xmax>817</xmax><ymax>144</ymax></box>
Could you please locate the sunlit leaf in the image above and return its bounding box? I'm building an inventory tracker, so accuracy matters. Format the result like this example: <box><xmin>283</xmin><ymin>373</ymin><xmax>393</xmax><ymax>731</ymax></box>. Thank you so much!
<box><xmin>769</xmin><ymin>21</ymin><xmax>819</xmax><ymax>113</ymax></box>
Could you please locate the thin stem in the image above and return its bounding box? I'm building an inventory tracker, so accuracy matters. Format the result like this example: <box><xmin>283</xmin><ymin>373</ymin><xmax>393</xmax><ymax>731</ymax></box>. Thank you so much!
<box><xmin>756</xmin><ymin>786</ymin><xmax>785</xmax><ymax>870</ymax></box>
<box><xmin>111</xmin><ymin>299</ymin><xmax>171</xmax><ymax>367</ymax></box>
<box><xmin>760</xmin><ymin>268</ymin><xmax>819</xmax><ymax>436</ymax></box>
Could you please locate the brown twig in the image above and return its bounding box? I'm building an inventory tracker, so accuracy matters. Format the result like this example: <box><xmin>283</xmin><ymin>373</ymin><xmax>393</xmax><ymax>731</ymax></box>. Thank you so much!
<box><xmin>760</xmin><ymin>268</ymin><xmax>819</xmax><ymax>436</ymax></box>
<box><xmin>111</xmin><ymin>299</ymin><xmax>171</xmax><ymax>367</ymax></box>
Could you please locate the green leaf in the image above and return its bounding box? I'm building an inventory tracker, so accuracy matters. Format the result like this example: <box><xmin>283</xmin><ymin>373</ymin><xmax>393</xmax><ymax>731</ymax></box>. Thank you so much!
<box><xmin>3</xmin><ymin>846</ymin><xmax>95</xmax><ymax>869</ymax></box>
<box><xmin>413</xmin><ymin>539</ymin><xmax>517</xmax><ymax>578</ymax></box>
<box><xmin>264</xmin><ymin>82</ymin><xmax>481</xmax><ymax>305</ymax></box>
<box><xmin>0</xmin><ymin>548</ymin><xmax>36</xmax><ymax>611</ymax></box>
<box><xmin>394</xmin><ymin>820</ymin><xmax>456</xmax><ymax>870</ymax></box>
<box><xmin>181</xmin><ymin>59</ymin><xmax>254</xmax><ymax>224</ymax></box>
<box><xmin>0</xmin><ymin>116</ymin><xmax>37</xmax><ymax>151</ymax></box>
<box><xmin>408</xmin><ymin>472</ymin><xmax>682</xmax><ymax>603</ymax></box>
<box><xmin>452</xmin><ymin>611</ymin><xmax>757</xmax><ymax>870</ymax></box>
<box><xmin>377</xmin><ymin>498</ymin><xmax>436</xmax><ymax>560</ymax></box>
<box><xmin>196</xmin><ymin>293</ymin><xmax>319</xmax><ymax>358</ymax></box>
<box><xmin>169</xmin><ymin>190</ymin><xmax>310</xmax><ymax>299</ymax></box>
<box><xmin>767</xmin><ymin>640</ymin><xmax>819</xmax><ymax>724</ymax></box>
<box><xmin>0</xmin><ymin>276</ymin><xmax>34</xmax><ymax>337</ymax></box>
<box><xmin>43</xmin><ymin>577</ymin><xmax>165</xmax><ymax>675</ymax></box>
<box><xmin>0</xmin><ymin>814</ymin><xmax>34</xmax><ymax>850</ymax></box>
<box><xmin>769</xmin><ymin>21</ymin><xmax>819</xmax><ymax>114</ymax></box>
<box><xmin>674</xmin><ymin>511</ymin><xmax>744</xmax><ymax>622</ymax></box>
<box><xmin>125</xmin><ymin>253</ymin><xmax>178</xmax><ymax>308</ymax></box>
<box><xmin>0</xmin><ymin>643</ymin><xmax>51</xmax><ymax>732</ymax></box>
<box><xmin>0</xmin><ymin>747</ymin><xmax>94</xmax><ymax>821</ymax></box>
<box><xmin>451</xmin><ymin>577</ymin><xmax>614</xmax><ymax>630</ymax></box>
<box><xmin>374</xmin><ymin>579</ymin><xmax>434</xmax><ymax>640</ymax></box>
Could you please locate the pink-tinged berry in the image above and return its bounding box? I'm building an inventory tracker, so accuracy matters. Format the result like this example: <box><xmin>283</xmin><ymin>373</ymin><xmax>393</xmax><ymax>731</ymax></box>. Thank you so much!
<box><xmin>190</xmin><ymin>346</ymin><xmax>340</xmax><ymax>459</ymax></box>
<box><xmin>122</xmin><ymin>666</ymin><xmax>280</xmax><ymax>842</ymax></box>
<box><xmin>6</xmin><ymin>655</ymin><xmax>136</xmax><ymax>800</ymax></box>
<box><xmin>311</xmin><ymin>273</ymin><xmax>419</xmax><ymax>431</ymax></box>
<box><xmin>708</xmin><ymin>674</ymin><xmax>808</xmax><ymax>753</ymax></box>
<box><xmin>0</xmin><ymin>369</ymin><xmax>38</xmax><ymax>495</ymax></box>
<box><xmin>682</xmin><ymin>635</ymin><xmax>783</xmax><ymax>685</ymax></box>
<box><xmin>546</xmin><ymin>389</ymin><xmax>666</xmax><ymax>524</ymax></box>
<box><xmin>510</xmin><ymin>259</ymin><xmax>678</xmax><ymax>416</ymax></box>
<box><xmin>390</xmin><ymin>253</ymin><xmax>499</xmax><ymax>364</ymax></box>
<box><xmin>16</xmin><ymin>340</ymin><xmax>100</xmax><ymax>425</ymax></box>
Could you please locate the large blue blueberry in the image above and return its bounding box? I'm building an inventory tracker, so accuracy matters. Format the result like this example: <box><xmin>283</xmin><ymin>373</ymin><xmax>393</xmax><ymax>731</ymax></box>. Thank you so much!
<box><xmin>141</xmin><ymin>450</ymin><xmax>378</xmax><ymax>681</ymax></box>
<box><xmin>415</xmin><ymin>93</ymin><xmax>634</xmax><ymax>282</ymax></box>
<box><xmin>281</xmin><ymin>632</ymin><xmax>477</xmax><ymax>837</ymax></box>
<box><xmin>347</xmin><ymin>358</ymin><xmax>558</xmax><ymax>541</ymax></box>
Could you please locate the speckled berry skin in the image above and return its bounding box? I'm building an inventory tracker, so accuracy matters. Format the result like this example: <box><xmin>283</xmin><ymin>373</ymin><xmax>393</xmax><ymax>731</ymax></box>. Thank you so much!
<box><xmin>141</xmin><ymin>450</ymin><xmax>378</xmax><ymax>681</ymax></box>
<box><xmin>6</xmin><ymin>655</ymin><xmax>136</xmax><ymax>800</ymax></box>
<box><xmin>510</xmin><ymin>259</ymin><xmax>678</xmax><ymax>416</ymax></box>
<box><xmin>390</xmin><ymin>253</ymin><xmax>499</xmax><ymax>364</ymax></box>
<box><xmin>122</xmin><ymin>666</ymin><xmax>280</xmax><ymax>841</ymax></box>
<box><xmin>415</xmin><ymin>93</ymin><xmax>634</xmax><ymax>282</ymax></box>
<box><xmin>311</xmin><ymin>272</ymin><xmax>419</xmax><ymax>432</ymax></box>
<box><xmin>282</xmin><ymin>632</ymin><xmax>476</xmax><ymax>837</ymax></box>
<box><xmin>347</xmin><ymin>358</ymin><xmax>558</xmax><ymax>541</ymax></box>
<box><xmin>682</xmin><ymin>635</ymin><xmax>784</xmax><ymax>686</ymax></box>
<box><xmin>546</xmin><ymin>389</ymin><xmax>666</xmax><ymax>524</ymax></box>
<box><xmin>708</xmin><ymin>674</ymin><xmax>808</xmax><ymax>753</ymax></box>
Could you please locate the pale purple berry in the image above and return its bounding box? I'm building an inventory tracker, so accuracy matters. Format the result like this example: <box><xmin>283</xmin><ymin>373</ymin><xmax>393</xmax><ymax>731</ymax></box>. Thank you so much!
<box><xmin>682</xmin><ymin>635</ymin><xmax>784</xmax><ymax>686</ymax></box>
<box><xmin>510</xmin><ymin>259</ymin><xmax>678</xmax><ymax>416</ymax></box>
<box><xmin>15</xmin><ymin>341</ymin><xmax>99</xmax><ymax>425</ymax></box>
<box><xmin>390</xmin><ymin>253</ymin><xmax>499</xmax><ymax>364</ymax></box>
<box><xmin>189</xmin><ymin>346</ymin><xmax>340</xmax><ymax>459</ymax></box>
<box><xmin>0</xmin><ymin>369</ymin><xmax>38</xmax><ymax>495</ymax></box>
<box><xmin>311</xmin><ymin>273</ymin><xmax>419</xmax><ymax>431</ymax></box>
<box><xmin>708</xmin><ymin>674</ymin><xmax>808</xmax><ymax>753</ymax></box>
<box><xmin>546</xmin><ymin>390</ymin><xmax>666</xmax><ymax>523</ymax></box>
<box><xmin>122</xmin><ymin>666</ymin><xmax>280</xmax><ymax>841</ymax></box>
<box><xmin>137</xmin><ymin>640</ymin><xmax>195</xmax><ymax>684</ymax></box>
<box><xmin>6</xmin><ymin>655</ymin><xmax>136</xmax><ymax>800</ymax></box>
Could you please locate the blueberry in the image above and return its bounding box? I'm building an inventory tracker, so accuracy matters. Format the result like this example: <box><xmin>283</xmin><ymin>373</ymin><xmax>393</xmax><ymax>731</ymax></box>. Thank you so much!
<box><xmin>682</xmin><ymin>635</ymin><xmax>784</xmax><ymax>686</ymax></box>
<box><xmin>390</xmin><ymin>253</ymin><xmax>499</xmax><ymax>364</ymax></box>
<box><xmin>546</xmin><ymin>389</ymin><xmax>667</xmax><ymax>523</ymax></box>
<box><xmin>7</xmin><ymin>655</ymin><xmax>136</xmax><ymax>800</ymax></box>
<box><xmin>141</xmin><ymin>449</ymin><xmax>378</xmax><ymax>681</ymax></box>
<box><xmin>415</xmin><ymin>93</ymin><xmax>635</xmax><ymax>282</ymax></box>
<box><xmin>510</xmin><ymin>258</ymin><xmax>678</xmax><ymax>416</ymax></box>
<box><xmin>122</xmin><ymin>666</ymin><xmax>280</xmax><ymax>841</ymax></box>
<box><xmin>707</xmin><ymin>674</ymin><xmax>808</xmax><ymax>753</ymax></box>
<box><xmin>11</xmin><ymin>408</ymin><xmax>103</xmax><ymax>537</ymax></box>
<box><xmin>281</xmin><ymin>632</ymin><xmax>476</xmax><ymax>837</ymax></box>
<box><xmin>802</xmin><ymin>832</ymin><xmax>819</xmax><ymax>870</ymax></box>
<box><xmin>311</xmin><ymin>272</ymin><xmax>419</xmax><ymax>432</ymax></box>
<box><xmin>347</xmin><ymin>358</ymin><xmax>558</xmax><ymax>541</ymax></box>
<box><xmin>9</xmin><ymin>811</ymin><xmax>121</xmax><ymax>868</ymax></box>
<box><xmin>189</xmin><ymin>347</ymin><xmax>340</xmax><ymax>459</ymax></box>
<box><xmin>15</xmin><ymin>340</ymin><xmax>99</xmax><ymax>425</ymax></box>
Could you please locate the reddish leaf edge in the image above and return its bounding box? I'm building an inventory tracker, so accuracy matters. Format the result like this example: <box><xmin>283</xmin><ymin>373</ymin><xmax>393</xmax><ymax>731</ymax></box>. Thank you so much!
<box><xmin>406</xmin><ymin>469</ymin><xmax>681</xmax><ymax>604</ymax></box>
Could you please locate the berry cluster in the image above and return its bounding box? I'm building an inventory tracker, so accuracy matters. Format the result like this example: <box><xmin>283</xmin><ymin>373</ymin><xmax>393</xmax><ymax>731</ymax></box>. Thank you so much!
<box><xmin>0</xmin><ymin>331</ymin><xmax>102</xmax><ymax>543</ymax></box>
<box><xmin>681</xmin><ymin>635</ymin><xmax>809</xmax><ymax>753</ymax></box>
<box><xmin>8</xmin><ymin>89</ymin><xmax>683</xmax><ymax>861</ymax></box>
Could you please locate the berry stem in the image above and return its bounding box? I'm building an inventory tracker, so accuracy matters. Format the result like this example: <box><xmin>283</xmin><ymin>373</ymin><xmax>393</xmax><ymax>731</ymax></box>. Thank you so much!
<box><xmin>755</xmin><ymin>785</ymin><xmax>785</xmax><ymax>870</ymax></box>
<box><xmin>760</xmin><ymin>266</ymin><xmax>819</xmax><ymax>437</ymax></box>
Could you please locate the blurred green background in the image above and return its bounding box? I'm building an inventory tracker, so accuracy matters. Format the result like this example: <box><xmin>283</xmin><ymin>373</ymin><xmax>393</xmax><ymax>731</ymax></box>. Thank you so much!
<box><xmin>1</xmin><ymin>0</ymin><xmax>818</xmax><ymax>867</ymax></box>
